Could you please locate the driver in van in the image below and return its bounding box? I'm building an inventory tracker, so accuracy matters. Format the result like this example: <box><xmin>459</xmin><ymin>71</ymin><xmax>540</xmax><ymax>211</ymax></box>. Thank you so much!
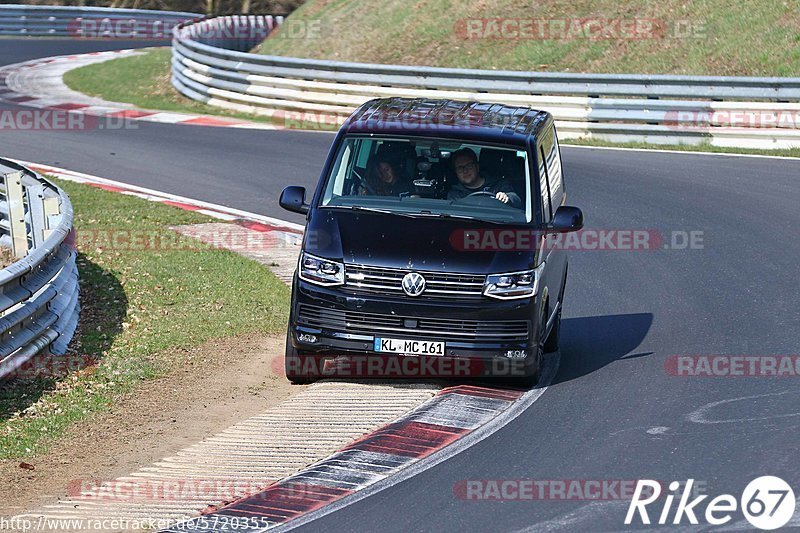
<box><xmin>447</xmin><ymin>148</ymin><xmax>521</xmax><ymax>208</ymax></box>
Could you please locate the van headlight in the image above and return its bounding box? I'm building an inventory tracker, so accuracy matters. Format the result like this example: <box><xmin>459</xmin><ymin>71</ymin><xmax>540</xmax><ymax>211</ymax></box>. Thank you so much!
<box><xmin>483</xmin><ymin>265</ymin><xmax>543</xmax><ymax>299</ymax></box>
<box><xmin>298</xmin><ymin>252</ymin><xmax>345</xmax><ymax>286</ymax></box>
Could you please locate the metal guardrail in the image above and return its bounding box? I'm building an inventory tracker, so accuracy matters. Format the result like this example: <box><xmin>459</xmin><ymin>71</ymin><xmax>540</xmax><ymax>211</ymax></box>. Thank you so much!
<box><xmin>0</xmin><ymin>158</ymin><xmax>79</xmax><ymax>379</ymax></box>
<box><xmin>174</xmin><ymin>14</ymin><xmax>283</xmax><ymax>52</ymax></box>
<box><xmin>0</xmin><ymin>4</ymin><xmax>199</xmax><ymax>37</ymax></box>
<box><xmin>172</xmin><ymin>16</ymin><xmax>800</xmax><ymax>148</ymax></box>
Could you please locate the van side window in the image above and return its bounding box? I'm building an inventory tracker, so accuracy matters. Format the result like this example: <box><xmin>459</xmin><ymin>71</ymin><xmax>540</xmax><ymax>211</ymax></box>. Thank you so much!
<box><xmin>547</xmin><ymin>128</ymin><xmax>564</xmax><ymax>208</ymax></box>
<box><xmin>538</xmin><ymin>144</ymin><xmax>552</xmax><ymax>222</ymax></box>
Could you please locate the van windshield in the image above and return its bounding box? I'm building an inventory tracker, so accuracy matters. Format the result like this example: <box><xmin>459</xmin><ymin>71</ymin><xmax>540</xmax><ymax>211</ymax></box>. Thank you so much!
<box><xmin>318</xmin><ymin>136</ymin><xmax>532</xmax><ymax>224</ymax></box>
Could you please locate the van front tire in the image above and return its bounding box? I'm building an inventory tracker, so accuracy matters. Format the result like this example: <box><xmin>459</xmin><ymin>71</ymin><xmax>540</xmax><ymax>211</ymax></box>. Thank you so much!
<box><xmin>511</xmin><ymin>310</ymin><xmax>547</xmax><ymax>389</ymax></box>
<box><xmin>543</xmin><ymin>304</ymin><xmax>561</xmax><ymax>353</ymax></box>
<box><xmin>285</xmin><ymin>329</ymin><xmax>316</xmax><ymax>385</ymax></box>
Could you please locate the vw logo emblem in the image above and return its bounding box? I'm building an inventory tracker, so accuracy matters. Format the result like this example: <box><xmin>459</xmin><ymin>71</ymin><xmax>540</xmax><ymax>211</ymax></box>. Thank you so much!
<box><xmin>401</xmin><ymin>272</ymin><xmax>426</xmax><ymax>297</ymax></box>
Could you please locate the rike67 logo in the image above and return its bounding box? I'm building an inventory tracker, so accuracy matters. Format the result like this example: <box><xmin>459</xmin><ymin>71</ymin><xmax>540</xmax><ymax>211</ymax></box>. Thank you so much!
<box><xmin>626</xmin><ymin>477</ymin><xmax>795</xmax><ymax>530</ymax></box>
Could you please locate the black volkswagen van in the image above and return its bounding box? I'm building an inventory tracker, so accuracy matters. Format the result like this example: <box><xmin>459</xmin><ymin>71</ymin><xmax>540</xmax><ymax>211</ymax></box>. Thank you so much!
<box><xmin>279</xmin><ymin>98</ymin><xmax>583</xmax><ymax>387</ymax></box>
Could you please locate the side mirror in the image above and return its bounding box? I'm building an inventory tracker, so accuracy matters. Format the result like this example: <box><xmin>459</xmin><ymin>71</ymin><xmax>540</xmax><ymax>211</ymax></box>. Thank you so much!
<box><xmin>549</xmin><ymin>206</ymin><xmax>583</xmax><ymax>233</ymax></box>
<box><xmin>279</xmin><ymin>186</ymin><xmax>309</xmax><ymax>215</ymax></box>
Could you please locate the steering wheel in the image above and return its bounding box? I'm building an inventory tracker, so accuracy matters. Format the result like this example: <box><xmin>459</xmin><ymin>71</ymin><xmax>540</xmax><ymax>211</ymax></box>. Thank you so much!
<box><xmin>352</xmin><ymin>168</ymin><xmax>377</xmax><ymax>196</ymax></box>
<box><xmin>466</xmin><ymin>191</ymin><xmax>497</xmax><ymax>198</ymax></box>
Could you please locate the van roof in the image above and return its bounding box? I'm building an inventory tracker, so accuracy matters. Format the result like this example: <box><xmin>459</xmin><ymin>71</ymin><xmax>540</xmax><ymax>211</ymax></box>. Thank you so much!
<box><xmin>342</xmin><ymin>98</ymin><xmax>551</xmax><ymax>144</ymax></box>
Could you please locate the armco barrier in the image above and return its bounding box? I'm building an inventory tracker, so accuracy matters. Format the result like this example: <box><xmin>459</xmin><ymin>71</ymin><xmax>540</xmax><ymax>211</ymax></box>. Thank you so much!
<box><xmin>0</xmin><ymin>4</ymin><xmax>198</xmax><ymax>38</ymax></box>
<box><xmin>0</xmin><ymin>158</ymin><xmax>79</xmax><ymax>379</ymax></box>
<box><xmin>172</xmin><ymin>16</ymin><xmax>800</xmax><ymax>148</ymax></box>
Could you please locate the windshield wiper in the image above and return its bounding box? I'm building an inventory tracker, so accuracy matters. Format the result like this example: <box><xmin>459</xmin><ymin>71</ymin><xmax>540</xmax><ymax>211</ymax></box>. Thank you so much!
<box><xmin>411</xmin><ymin>211</ymin><xmax>508</xmax><ymax>224</ymax></box>
<box><xmin>324</xmin><ymin>206</ymin><xmax>511</xmax><ymax>224</ymax></box>
<box><xmin>324</xmin><ymin>205</ymin><xmax>417</xmax><ymax>217</ymax></box>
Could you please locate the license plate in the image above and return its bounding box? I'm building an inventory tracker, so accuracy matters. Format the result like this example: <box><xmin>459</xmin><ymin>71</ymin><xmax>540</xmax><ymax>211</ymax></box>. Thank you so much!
<box><xmin>374</xmin><ymin>337</ymin><xmax>445</xmax><ymax>356</ymax></box>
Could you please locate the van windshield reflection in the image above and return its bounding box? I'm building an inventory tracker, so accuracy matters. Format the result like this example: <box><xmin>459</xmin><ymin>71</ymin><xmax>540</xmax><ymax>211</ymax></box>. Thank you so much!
<box><xmin>319</xmin><ymin>136</ymin><xmax>533</xmax><ymax>224</ymax></box>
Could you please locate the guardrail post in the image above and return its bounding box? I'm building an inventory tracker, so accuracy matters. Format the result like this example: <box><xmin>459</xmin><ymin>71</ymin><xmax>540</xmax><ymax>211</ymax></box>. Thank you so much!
<box><xmin>27</xmin><ymin>184</ymin><xmax>47</xmax><ymax>249</ymax></box>
<box><xmin>4</xmin><ymin>171</ymin><xmax>29</xmax><ymax>258</ymax></box>
<box><xmin>42</xmin><ymin>197</ymin><xmax>60</xmax><ymax>241</ymax></box>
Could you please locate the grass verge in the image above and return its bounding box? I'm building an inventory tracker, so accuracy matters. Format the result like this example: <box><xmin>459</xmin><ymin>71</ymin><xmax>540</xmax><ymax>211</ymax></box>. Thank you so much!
<box><xmin>62</xmin><ymin>48</ymin><xmax>278</xmax><ymax>124</ymax></box>
<box><xmin>0</xmin><ymin>179</ymin><xmax>290</xmax><ymax>459</ymax></box>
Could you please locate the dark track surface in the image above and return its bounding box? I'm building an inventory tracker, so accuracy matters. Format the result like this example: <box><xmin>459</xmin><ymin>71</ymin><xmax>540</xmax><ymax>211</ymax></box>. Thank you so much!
<box><xmin>2</xmin><ymin>39</ymin><xmax>799</xmax><ymax>531</ymax></box>
<box><xmin>0</xmin><ymin>38</ymin><xmax>332</xmax><ymax>225</ymax></box>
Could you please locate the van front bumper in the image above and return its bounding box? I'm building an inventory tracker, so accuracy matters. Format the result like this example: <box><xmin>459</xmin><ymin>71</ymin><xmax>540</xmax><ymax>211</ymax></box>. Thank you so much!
<box><xmin>287</xmin><ymin>278</ymin><xmax>544</xmax><ymax>379</ymax></box>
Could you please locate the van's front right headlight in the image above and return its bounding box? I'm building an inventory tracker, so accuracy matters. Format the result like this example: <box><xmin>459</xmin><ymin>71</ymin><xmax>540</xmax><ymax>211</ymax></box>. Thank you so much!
<box><xmin>298</xmin><ymin>252</ymin><xmax>345</xmax><ymax>286</ymax></box>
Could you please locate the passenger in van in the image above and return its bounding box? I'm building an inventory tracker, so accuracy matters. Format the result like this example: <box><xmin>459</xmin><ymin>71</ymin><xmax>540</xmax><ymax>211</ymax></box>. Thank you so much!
<box><xmin>359</xmin><ymin>153</ymin><xmax>413</xmax><ymax>197</ymax></box>
<box><xmin>447</xmin><ymin>148</ymin><xmax>521</xmax><ymax>208</ymax></box>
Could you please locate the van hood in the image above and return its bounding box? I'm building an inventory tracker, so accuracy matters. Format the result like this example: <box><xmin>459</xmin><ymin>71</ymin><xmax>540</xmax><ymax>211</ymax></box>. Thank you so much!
<box><xmin>304</xmin><ymin>209</ymin><xmax>538</xmax><ymax>274</ymax></box>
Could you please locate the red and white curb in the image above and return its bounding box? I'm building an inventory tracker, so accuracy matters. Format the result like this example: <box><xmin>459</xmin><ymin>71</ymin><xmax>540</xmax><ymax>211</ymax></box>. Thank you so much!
<box><xmin>0</xmin><ymin>50</ymin><xmax>278</xmax><ymax>130</ymax></box>
<box><xmin>12</xmin><ymin>160</ymin><xmax>305</xmax><ymax>283</ymax></box>
<box><xmin>162</xmin><ymin>386</ymin><xmax>519</xmax><ymax>530</ymax></box>
<box><xmin>161</xmin><ymin>368</ymin><xmax>557</xmax><ymax>532</ymax></box>
<box><xmin>12</xmin><ymin>159</ymin><xmax>303</xmax><ymax>244</ymax></box>
<box><xmin>19</xmin><ymin>382</ymin><xmax>441</xmax><ymax>528</ymax></box>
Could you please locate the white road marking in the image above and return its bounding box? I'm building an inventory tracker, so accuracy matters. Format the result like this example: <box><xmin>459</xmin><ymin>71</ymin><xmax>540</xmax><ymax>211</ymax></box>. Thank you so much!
<box><xmin>687</xmin><ymin>390</ymin><xmax>800</xmax><ymax>424</ymax></box>
<box><xmin>563</xmin><ymin>143</ymin><xmax>800</xmax><ymax>161</ymax></box>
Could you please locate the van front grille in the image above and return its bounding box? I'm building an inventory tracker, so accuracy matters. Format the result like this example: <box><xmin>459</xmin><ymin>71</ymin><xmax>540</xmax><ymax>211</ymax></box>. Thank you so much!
<box><xmin>343</xmin><ymin>264</ymin><xmax>486</xmax><ymax>300</ymax></box>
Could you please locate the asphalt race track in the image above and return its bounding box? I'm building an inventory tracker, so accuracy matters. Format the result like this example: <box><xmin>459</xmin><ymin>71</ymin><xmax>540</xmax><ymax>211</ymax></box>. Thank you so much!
<box><xmin>2</xmin><ymin>39</ymin><xmax>800</xmax><ymax>531</ymax></box>
<box><xmin>0</xmin><ymin>39</ymin><xmax>333</xmax><ymax>225</ymax></box>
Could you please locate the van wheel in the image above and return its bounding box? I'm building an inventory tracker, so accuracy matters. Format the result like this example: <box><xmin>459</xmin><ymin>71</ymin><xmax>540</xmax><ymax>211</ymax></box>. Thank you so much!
<box><xmin>514</xmin><ymin>366</ymin><xmax>540</xmax><ymax>389</ymax></box>
<box><xmin>543</xmin><ymin>304</ymin><xmax>561</xmax><ymax>353</ymax></box>
<box><xmin>285</xmin><ymin>329</ymin><xmax>316</xmax><ymax>385</ymax></box>
<box><xmin>512</xmin><ymin>312</ymin><xmax>546</xmax><ymax>389</ymax></box>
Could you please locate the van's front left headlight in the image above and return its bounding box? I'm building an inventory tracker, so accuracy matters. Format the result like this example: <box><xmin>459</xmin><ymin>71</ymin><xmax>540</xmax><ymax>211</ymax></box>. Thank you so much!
<box><xmin>483</xmin><ymin>265</ymin><xmax>543</xmax><ymax>299</ymax></box>
<box><xmin>298</xmin><ymin>252</ymin><xmax>345</xmax><ymax>286</ymax></box>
